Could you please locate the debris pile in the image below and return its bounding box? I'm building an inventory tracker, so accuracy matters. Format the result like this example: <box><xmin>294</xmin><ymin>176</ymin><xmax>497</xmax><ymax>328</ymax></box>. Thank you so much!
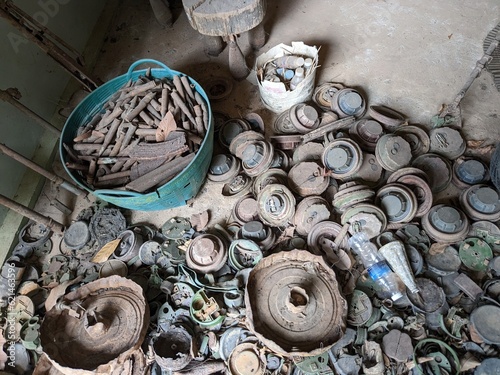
<box><xmin>2</xmin><ymin>79</ymin><xmax>500</xmax><ymax>375</ymax></box>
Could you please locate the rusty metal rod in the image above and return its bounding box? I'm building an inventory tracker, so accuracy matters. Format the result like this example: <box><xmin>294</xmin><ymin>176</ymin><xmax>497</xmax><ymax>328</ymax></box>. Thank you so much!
<box><xmin>0</xmin><ymin>143</ymin><xmax>87</xmax><ymax>197</ymax></box>
<box><xmin>0</xmin><ymin>193</ymin><xmax>65</xmax><ymax>234</ymax></box>
<box><xmin>0</xmin><ymin>89</ymin><xmax>61</xmax><ymax>136</ymax></box>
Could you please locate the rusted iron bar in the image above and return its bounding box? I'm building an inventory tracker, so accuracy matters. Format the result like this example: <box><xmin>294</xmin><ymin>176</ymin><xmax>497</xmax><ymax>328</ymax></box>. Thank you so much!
<box><xmin>0</xmin><ymin>143</ymin><xmax>87</xmax><ymax>197</ymax></box>
<box><xmin>0</xmin><ymin>193</ymin><xmax>65</xmax><ymax>234</ymax></box>
<box><xmin>0</xmin><ymin>3</ymin><xmax>99</xmax><ymax>91</ymax></box>
<box><xmin>0</xmin><ymin>88</ymin><xmax>61</xmax><ymax>136</ymax></box>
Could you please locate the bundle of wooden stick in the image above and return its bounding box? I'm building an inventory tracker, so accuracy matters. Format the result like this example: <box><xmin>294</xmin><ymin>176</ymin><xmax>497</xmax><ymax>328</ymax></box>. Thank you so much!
<box><xmin>64</xmin><ymin>70</ymin><xmax>209</xmax><ymax>194</ymax></box>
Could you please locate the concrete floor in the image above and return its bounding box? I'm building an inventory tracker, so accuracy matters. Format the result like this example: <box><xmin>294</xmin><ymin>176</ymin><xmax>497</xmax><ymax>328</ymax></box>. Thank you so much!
<box><xmin>33</xmin><ymin>0</ymin><xmax>500</xmax><ymax>242</ymax></box>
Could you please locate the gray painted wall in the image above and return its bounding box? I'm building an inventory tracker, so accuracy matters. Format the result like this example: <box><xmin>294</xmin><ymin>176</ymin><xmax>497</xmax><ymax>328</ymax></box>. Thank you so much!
<box><xmin>0</xmin><ymin>0</ymin><xmax>106</xmax><ymax>226</ymax></box>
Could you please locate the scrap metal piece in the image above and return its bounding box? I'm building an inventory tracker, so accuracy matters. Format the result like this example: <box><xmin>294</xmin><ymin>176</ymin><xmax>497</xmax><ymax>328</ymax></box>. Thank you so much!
<box><xmin>228</xmin><ymin>239</ymin><xmax>263</xmax><ymax>270</ymax></box>
<box><xmin>407</xmin><ymin>278</ymin><xmax>449</xmax><ymax>330</ymax></box>
<box><xmin>295</xmin><ymin>352</ymin><xmax>332</xmax><ymax>374</ymax></box>
<box><xmin>452</xmin><ymin>273</ymin><xmax>483</xmax><ymax>300</ymax></box>
<box><xmin>161</xmin><ymin>217</ymin><xmax>192</xmax><ymax>240</ymax></box>
<box><xmin>368</xmin><ymin>105</ymin><xmax>406</xmax><ymax>130</ymax></box>
<box><xmin>18</xmin><ymin>220</ymin><xmax>52</xmax><ymax>248</ymax></box>
<box><xmin>301</xmin><ymin>117</ymin><xmax>356</xmax><ymax>144</ymax></box>
<box><xmin>347</xmin><ymin>290</ymin><xmax>373</xmax><ymax>326</ymax></box>
<box><xmin>307</xmin><ymin>221</ymin><xmax>350</xmax><ymax>263</ymax></box>
<box><xmin>40</xmin><ymin>276</ymin><xmax>149</xmax><ymax>373</ymax></box>
<box><xmin>379</xmin><ymin>240</ymin><xmax>419</xmax><ymax>293</ymax></box>
<box><xmin>424</xmin><ymin>245</ymin><xmax>461</xmax><ymax>276</ymax></box>
<box><xmin>245</xmin><ymin>250</ymin><xmax>347</xmax><ymax>356</ymax></box>
<box><xmin>152</xmin><ymin>326</ymin><xmax>193</xmax><ymax>371</ymax></box>
<box><xmin>361</xmin><ymin>341</ymin><xmax>384</xmax><ymax>375</ymax></box>
<box><xmin>190</xmin><ymin>289</ymin><xmax>225</xmax><ymax>328</ymax></box>
<box><xmin>381</xmin><ymin>330</ymin><xmax>413</xmax><ymax>362</ymax></box>
<box><xmin>90</xmin><ymin>207</ymin><xmax>127</xmax><ymax>248</ymax></box>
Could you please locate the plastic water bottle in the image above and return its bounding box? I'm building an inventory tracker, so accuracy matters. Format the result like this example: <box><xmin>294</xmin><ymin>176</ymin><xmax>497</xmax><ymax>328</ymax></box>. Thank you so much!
<box><xmin>348</xmin><ymin>232</ymin><xmax>404</xmax><ymax>301</ymax></box>
<box><xmin>290</xmin><ymin>67</ymin><xmax>305</xmax><ymax>90</ymax></box>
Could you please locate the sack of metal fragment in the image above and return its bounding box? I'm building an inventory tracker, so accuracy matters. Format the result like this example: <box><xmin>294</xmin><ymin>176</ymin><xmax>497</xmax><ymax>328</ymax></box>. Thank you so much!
<box><xmin>254</xmin><ymin>41</ymin><xmax>319</xmax><ymax>113</ymax></box>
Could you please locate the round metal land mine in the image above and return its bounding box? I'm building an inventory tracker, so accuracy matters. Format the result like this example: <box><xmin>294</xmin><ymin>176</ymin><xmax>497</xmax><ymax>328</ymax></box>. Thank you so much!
<box><xmin>63</xmin><ymin>221</ymin><xmax>91</xmax><ymax>251</ymax></box>
<box><xmin>488</xmin><ymin>256</ymin><xmax>500</xmax><ymax>277</ymax></box>
<box><xmin>293</xmin><ymin>196</ymin><xmax>331</xmax><ymax>236</ymax></box>
<box><xmin>375</xmin><ymin>183</ymin><xmax>417</xmax><ymax>223</ymax></box>
<box><xmin>404</xmin><ymin>244</ymin><xmax>424</xmax><ymax>275</ymax></box>
<box><xmin>367</xmin><ymin>105</ymin><xmax>406</xmax><ymax>130</ymax></box>
<box><xmin>252</xmin><ymin>168</ymin><xmax>288</xmax><ymax>196</ymax></box>
<box><xmin>322</xmin><ymin>138</ymin><xmax>363</xmax><ymax>179</ymax></box>
<box><xmin>257</xmin><ymin>184</ymin><xmax>296</xmax><ymax>227</ymax></box>
<box><xmin>452</xmin><ymin>158</ymin><xmax>490</xmax><ymax>188</ymax></box>
<box><xmin>313</xmin><ymin>82</ymin><xmax>345</xmax><ymax>110</ymax></box>
<box><xmin>333</xmin><ymin>183</ymin><xmax>376</xmax><ymax>214</ymax></box>
<box><xmin>229</xmin><ymin>130</ymin><xmax>265</xmax><ymax>156</ymax></box>
<box><xmin>474</xmin><ymin>358</ymin><xmax>500</xmax><ymax>375</ymax></box>
<box><xmin>331</xmin><ymin>88</ymin><xmax>366</xmax><ymax>118</ymax></box>
<box><xmin>273</xmin><ymin>109</ymin><xmax>297</xmax><ymax>134</ymax></box>
<box><xmin>459</xmin><ymin>238</ymin><xmax>493</xmax><ymax>272</ymax></box>
<box><xmin>375</xmin><ymin>134</ymin><xmax>412</xmax><ymax>172</ymax></box>
<box><xmin>139</xmin><ymin>240</ymin><xmax>162</xmax><ymax>266</ymax></box>
<box><xmin>349</xmin><ymin>119</ymin><xmax>384</xmax><ymax>152</ymax></box>
<box><xmin>341</xmin><ymin>204</ymin><xmax>387</xmax><ymax>239</ymax></box>
<box><xmin>350</xmin><ymin>153</ymin><xmax>385</xmax><ymax>187</ymax></box>
<box><xmin>219</xmin><ymin>118</ymin><xmax>251</xmax><ymax>148</ymax></box>
<box><xmin>307</xmin><ymin>220</ymin><xmax>350</xmax><ymax>257</ymax></box>
<box><xmin>424</xmin><ymin>245</ymin><xmax>461</xmax><ymax>276</ymax></box>
<box><xmin>207</xmin><ymin>154</ymin><xmax>240</xmax><ymax>182</ymax></box>
<box><xmin>230</xmin><ymin>195</ymin><xmax>259</xmax><ymax>225</ymax></box>
<box><xmin>270</xmin><ymin>149</ymin><xmax>291</xmax><ymax>171</ymax></box>
<box><xmin>407</xmin><ymin>278</ymin><xmax>448</xmax><ymax>330</ymax></box>
<box><xmin>460</xmin><ymin>184</ymin><xmax>500</xmax><ymax>221</ymax></box>
<box><xmin>240</xmin><ymin>221</ymin><xmax>275</xmax><ymax>252</ymax></box>
<box><xmin>469</xmin><ymin>220</ymin><xmax>500</xmax><ymax>253</ymax></box>
<box><xmin>391</xmin><ymin>174</ymin><xmax>433</xmax><ymax>218</ymax></box>
<box><xmin>421</xmin><ymin>204</ymin><xmax>470</xmax><ymax>243</ymax></box>
<box><xmin>245</xmin><ymin>250</ymin><xmax>347</xmax><ymax>356</ymax></box>
<box><xmin>412</xmin><ymin>153</ymin><xmax>452</xmax><ymax>193</ymax></box>
<box><xmin>289</xmin><ymin>103</ymin><xmax>320</xmax><ymax>133</ymax></box>
<box><xmin>241</xmin><ymin>141</ymin><xmax>275</xmax><ymax>177</ymax></box>
<box><xmin>394</xmin><ymin>125</ymin><xmax>430</xmax><ymax>157</ymax></box>
<box><xmin>186</xmin><ymin>234</ymin><xmax>228</xmax><ymax>273</ymax></box>
<box><xmin>292</xmin><ymin>142</ymin><xmax>325</xmax><ymax>164</ymax></box>
<box><xmin>347</xmin><ymin>289</ymin><xmax>373</xmax><ymax>326</ymax></box>
<box><xmin>114</xmin><ymin>229</ymin><xmax>144</xmax><ymax>262</ymax></box>
<box><xmin>469</xmin><ymin>305</ymin><xmax>500</xmax><ymax>345</ymax></box>
<box><xmin>228</xmin><ymin>343</ymin><xmax>266</xmax><ymax>375</ymax></box>
<box><xmin>288</xmin><ymin>161</ymin><xmax>330</xmax><ymax>197</ymax></box>
<box><xmin>222</xmin><ymin>173</ymin><xmax>253</xmax><ymax>198</ymax></box>
<box><xmin>243</xmin><ymin>112</ymin><xmax>265</xmax><ymax>133</ymax></box>
<box><xmin>429</xmin><ymin>126</ymin><xmax>466</xmax><ymax>160</ymax></box>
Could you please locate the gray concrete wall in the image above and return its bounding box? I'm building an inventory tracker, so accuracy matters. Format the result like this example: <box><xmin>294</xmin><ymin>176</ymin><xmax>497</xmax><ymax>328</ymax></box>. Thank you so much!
<box><xmin>0</xmin><ymin>0</ymin><xmax>106</xmax><ymax>255</ymax></box>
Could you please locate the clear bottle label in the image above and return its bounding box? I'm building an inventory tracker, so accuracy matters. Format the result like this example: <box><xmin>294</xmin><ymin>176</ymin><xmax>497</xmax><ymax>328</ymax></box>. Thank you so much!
<box><xmin>367</xmin><ymin>261</ymin><xmax>391</xmax><ymax>281</ymax></box>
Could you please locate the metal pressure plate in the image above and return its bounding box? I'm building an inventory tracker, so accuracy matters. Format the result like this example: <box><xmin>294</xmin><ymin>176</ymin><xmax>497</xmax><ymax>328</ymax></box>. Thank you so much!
<box><xmin>245</xmin><ymin>250</ymin><xmax>347</xmax><ymax>356</ymax></box>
